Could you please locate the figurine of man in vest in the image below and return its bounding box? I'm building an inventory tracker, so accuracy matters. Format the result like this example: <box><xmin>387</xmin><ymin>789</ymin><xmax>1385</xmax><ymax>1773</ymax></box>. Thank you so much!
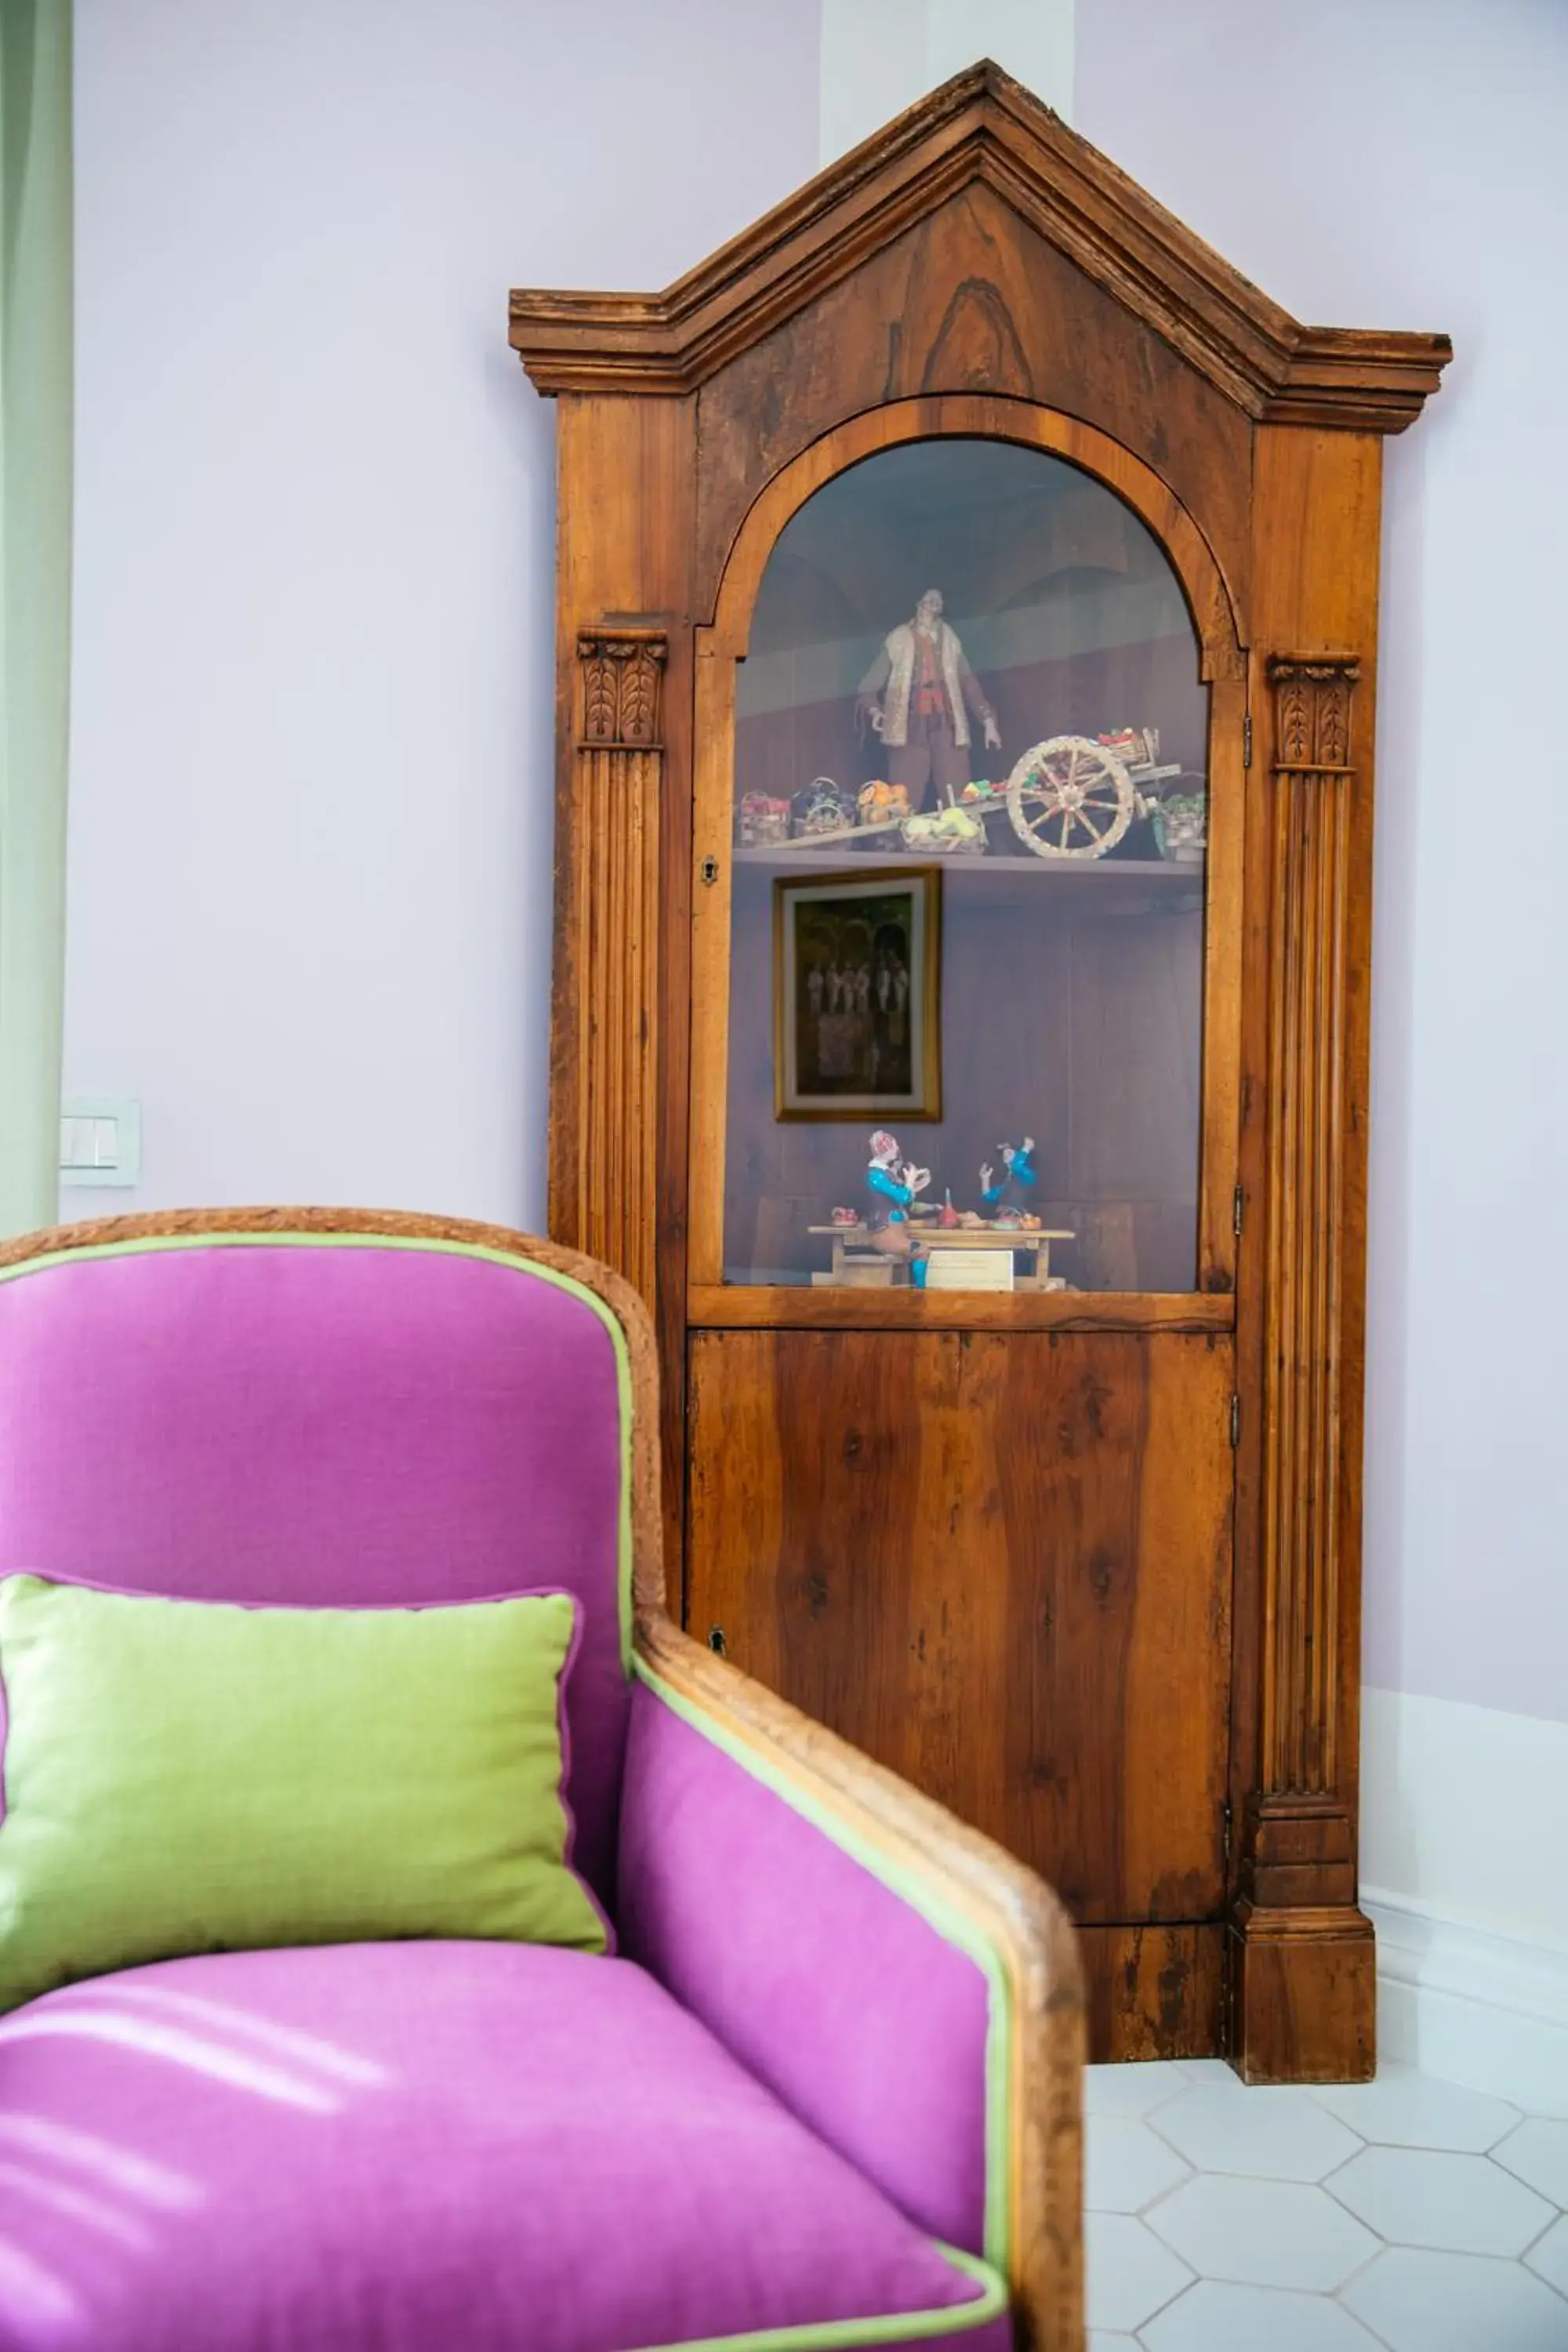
<box><xmin>856</xmin><ymin>588</ymin><xmax>1001</xmax><ymax>809</ymax></box>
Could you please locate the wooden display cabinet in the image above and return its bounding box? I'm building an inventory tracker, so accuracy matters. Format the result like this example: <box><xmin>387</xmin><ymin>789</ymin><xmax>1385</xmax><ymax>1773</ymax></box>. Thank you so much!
<box><xmin>510</xmin><ymin>65</ymin><xmax>1450</xmax><ymax>2078</ymax></box>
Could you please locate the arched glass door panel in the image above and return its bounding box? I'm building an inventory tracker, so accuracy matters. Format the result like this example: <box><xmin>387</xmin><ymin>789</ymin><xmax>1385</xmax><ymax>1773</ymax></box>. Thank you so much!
<box><xmin>724</xmin><ymin>437</ymin><xmax>1210</xmax><ymax>1295</ymax></box>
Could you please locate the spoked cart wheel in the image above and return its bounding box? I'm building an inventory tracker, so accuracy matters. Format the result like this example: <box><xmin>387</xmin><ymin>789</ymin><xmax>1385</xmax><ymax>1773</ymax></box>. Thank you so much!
<box><xmin>1006</xmin><ymin>735</ymin><xmax>1136</xmax><ymax>860</ymax></box>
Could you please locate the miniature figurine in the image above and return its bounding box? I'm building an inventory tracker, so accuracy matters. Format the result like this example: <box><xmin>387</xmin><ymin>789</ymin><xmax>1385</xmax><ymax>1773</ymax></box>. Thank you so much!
<box><xmin>855</xmin><ymin>589</ymin><xmax>1002</xmax><ymax>811</ymax></box>
<box><xmin>739</xmin><ymin>792</ymin><xmax>792</xmax><ymax>846</ymax></box>
<box><xmin>939</xmin><ymin>1189</ymin><xmax>961</xmax><ymax>1230</ymax></box>
<box><xmin>980</xmin><ymin>1136</ymin><xmax>1039</xmax><ymax>1215</ymax></box>
<box><xmin>829</xmin><ymin>1205</ymin><xmax>859</xmax><ymax>1226</ymax></box>
<box><xmin>865</xmin><ymin>1130</ymin><xmax>931</xmax><ymax>1286</ymax></box>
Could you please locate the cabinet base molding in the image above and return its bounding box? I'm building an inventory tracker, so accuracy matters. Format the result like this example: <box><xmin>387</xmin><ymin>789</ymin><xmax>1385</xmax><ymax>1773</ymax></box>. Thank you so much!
<box><xmin>1079</xmin><ymin>1924</ymin><xmax>1225</xmax><ymax>2063</ymax></box>
<box><xmin>1229</xmin><ymin>1900</ymin><xmax>1376</xmax><ymax>2083</ymax></box>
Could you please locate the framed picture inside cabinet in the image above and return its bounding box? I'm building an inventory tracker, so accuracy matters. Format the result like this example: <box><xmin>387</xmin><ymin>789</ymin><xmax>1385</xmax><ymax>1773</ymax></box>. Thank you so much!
<box><xmin>773</xmin><ymin>867</ymin><xmax>942</xmax><ymax>1120</ymax></box>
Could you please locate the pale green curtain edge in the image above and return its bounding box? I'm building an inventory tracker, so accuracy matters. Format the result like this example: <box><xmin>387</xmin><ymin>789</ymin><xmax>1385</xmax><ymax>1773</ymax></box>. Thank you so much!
<box><xmin>0</xmin><ymin>0</ymin><xmax>73</xmax><ymax>1239</ymax></box>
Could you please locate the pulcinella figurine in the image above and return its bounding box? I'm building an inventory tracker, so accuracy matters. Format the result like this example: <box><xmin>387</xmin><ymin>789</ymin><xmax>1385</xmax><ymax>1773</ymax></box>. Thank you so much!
<box><xmin>979</xmin><ymin>1136</ymin><xmax>1038</xmax><ymax>1225</ymax></box>
<box><xmin>864</xmin><ymin>1130</ymin><xmax>931</xmax><ymax>1286</ymax></box>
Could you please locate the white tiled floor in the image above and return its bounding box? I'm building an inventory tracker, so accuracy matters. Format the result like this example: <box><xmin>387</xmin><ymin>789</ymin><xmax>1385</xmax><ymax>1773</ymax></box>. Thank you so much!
<box><xmin>1084</xmin><ymin>2058</ymin><xmax>1568</xmax><ymax>2349</ymax></box>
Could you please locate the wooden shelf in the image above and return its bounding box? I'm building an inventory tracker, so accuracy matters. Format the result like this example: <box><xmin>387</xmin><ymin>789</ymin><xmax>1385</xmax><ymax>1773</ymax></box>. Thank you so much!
<box><xmin>731</xmin><ymin>846</ymin><xmax>1203</xmax><ymax>882</ymax></box>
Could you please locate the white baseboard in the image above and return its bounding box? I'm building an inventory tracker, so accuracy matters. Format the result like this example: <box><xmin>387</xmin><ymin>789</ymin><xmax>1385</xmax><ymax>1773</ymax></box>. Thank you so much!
<box><xmin>1366</xmin><ymin>1888</ymin><xmax>1568</xmax><ymax>2115</ymax></box>
<box><xmin>1361</xmin><ymin>1686</ymin><xmax>1568</xmax><ymax>2112</ymax></box>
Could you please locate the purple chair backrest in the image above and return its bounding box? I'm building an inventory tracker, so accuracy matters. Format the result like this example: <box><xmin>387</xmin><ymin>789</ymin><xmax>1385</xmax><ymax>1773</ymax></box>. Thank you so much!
<box><xmin>0</xmin><ymin>1229</ymin><xmax>633</xmax><ymax>1900</ymax></box>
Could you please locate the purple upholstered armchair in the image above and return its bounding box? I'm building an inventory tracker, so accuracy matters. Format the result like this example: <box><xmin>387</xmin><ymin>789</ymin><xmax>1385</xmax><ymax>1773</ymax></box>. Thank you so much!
<box><xmin>0</xmin><ymin>1209</ymin><xmax>1083</xmax><ymax>2351</ymax></box>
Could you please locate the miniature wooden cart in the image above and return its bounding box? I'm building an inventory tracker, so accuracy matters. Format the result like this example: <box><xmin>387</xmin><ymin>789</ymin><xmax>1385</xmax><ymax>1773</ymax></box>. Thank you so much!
<box><xmin>995</xmin><ymin>739</ymin><xmax>1186</xmax><ymax>859</ymax></box>
<box><xmin>742</xmin><ymin>739</ymin><xmax>1191</xmax><ymax>862</ymax></box>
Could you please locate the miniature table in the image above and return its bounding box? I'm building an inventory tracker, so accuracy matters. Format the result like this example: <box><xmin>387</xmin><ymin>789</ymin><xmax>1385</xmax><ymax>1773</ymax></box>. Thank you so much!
<box><xmin>808</xmin><ymin>1222</ymin><xmax>1076</xmax><ymax>1290</ymax></box>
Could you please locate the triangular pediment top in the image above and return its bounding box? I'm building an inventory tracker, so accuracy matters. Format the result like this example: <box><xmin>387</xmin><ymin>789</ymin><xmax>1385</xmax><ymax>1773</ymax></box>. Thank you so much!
<box><xmin>510</xmin><ymin>62</ymin><xmax>1449</xmax><ymax>431</ymax></box>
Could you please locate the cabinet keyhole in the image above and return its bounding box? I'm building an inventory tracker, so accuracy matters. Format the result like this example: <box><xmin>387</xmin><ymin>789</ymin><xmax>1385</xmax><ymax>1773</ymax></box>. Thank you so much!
<box><xmin>707</xmin><ymin>1625</ymin><xmax>727</xmax><ymax>1656</ymax></box>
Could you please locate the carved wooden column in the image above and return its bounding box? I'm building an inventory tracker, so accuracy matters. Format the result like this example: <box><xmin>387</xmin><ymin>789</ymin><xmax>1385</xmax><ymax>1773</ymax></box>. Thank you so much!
<box><xmin>1233</xmin><ymin>653</ymin><xmax>1375</xmax><ymax>2082</ymax></box>
<box><xmin>550</xmin><ymin>630</ymin><xmax>666</xmax><ymax>1305</ymax></box>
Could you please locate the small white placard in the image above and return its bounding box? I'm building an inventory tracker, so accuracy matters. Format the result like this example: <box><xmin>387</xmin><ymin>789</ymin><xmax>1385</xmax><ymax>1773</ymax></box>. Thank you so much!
<box><xmin>922</xmin><ymin>1247</ymin><xmax>1014</xmax><ymax>1292</ymax></box>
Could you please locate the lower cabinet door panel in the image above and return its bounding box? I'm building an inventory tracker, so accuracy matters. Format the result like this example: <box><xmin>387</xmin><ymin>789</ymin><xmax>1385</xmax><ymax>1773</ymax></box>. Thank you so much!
<box><xmin>1078</xmin><ymin>1924</ymin><xmax>1228</xmax><ymax>2062</ymax></box>
<box><xmin>685</xmin><ymin>1326</ymin><xmax>1235</xmax><ymax>1927</ymax></box>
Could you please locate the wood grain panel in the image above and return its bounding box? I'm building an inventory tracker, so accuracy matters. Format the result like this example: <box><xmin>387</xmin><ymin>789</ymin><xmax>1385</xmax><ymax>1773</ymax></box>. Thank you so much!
<box><xmin>548</xmin><ymin>393</ymin><xmax>696</xmax><ymax>1592</ymax></box>
<box><xmin>1229</xmin><ymin>429</ymin><xmax>1385</xmax><ymax>2080</ymax></box>
<box><xmin>1078</xmin><ymin>1925</ymin><xmax>1226</xmax><ymax>2063</ymax></box>
<box><xmin>1230</xmin><ymin>1909</ymin><xmax>1375</xmax><ymax>2085</ymax></box>
<box><xmin>695</xmin><ymin>183</ymin><xmax>1254</xmax><ymax>633</ymax></box>
<box><xmin>1261</xmin><ymin>655</ymin><xmax>1357</xmax><ymax>1797</ymax></box>
<box><xmin>686</xmin><ymin>1289</ymin><xmax>1235</xmax><ymax>1334</ymax></box>
<box><xmin>688</xmin><ymin>1327</ymin><xmax>1234</xmax><ymax>1926</ymax></box>
<box><xmin>554</xmin><ymin>633</ymin><xmax>665</xmax><ymax>1303</ymax></box>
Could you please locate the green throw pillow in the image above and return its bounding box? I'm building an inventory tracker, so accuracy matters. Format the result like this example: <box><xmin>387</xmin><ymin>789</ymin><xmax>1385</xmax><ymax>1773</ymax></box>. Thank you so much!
<box><xmin>0</xmin><ymin>1575</ymin><xmax>606</xmax><ymax>2013</ymax></box>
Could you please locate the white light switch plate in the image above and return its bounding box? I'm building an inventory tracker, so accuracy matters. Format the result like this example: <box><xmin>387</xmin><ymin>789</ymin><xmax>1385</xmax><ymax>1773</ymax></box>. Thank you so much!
<box><xmin>60</xmin><ymin>1097</ymin><xmax>142</xmax><ymax>1188</ymax></box>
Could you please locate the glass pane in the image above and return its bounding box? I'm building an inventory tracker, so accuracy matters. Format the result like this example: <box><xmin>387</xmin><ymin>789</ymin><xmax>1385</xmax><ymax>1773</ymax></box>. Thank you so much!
<box><xmin>724</xmin><ymin>437</ymin><xmax>1208</xmax><ymax>1294</ymax></box>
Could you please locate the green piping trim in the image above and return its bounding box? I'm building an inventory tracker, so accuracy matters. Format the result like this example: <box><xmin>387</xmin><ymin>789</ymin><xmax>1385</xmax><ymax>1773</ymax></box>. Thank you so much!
<box><xmin>635</xmin><ymin>1657</ymin><xmax>1013</xmax><ymax>2276</ymax></box>
<box><xmin>625</xmin><ymin>2244</ymin><xmax>1004</xmax><ymax>2352</ymax></box>
<box><xmin>0</xmin><ymin>1233</ymin><xmax>637</xmax><ymax>1673</ymax></box>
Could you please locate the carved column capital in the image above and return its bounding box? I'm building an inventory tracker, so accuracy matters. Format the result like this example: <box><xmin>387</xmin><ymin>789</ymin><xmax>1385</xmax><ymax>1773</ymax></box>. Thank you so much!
<box><xmin>578</xmin><ymin>630</ymin><xmax>667</xmax><ymax>750</ymax></box>
<box><xmin>1268</xmin><ymin>655</ymin><xmax>1359</xmax><ymax>775</ymax></box>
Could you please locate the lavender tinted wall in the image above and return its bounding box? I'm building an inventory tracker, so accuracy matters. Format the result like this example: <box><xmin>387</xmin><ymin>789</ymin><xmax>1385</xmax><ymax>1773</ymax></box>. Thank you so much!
<box><xmin>64</xmin><ymin>0</ymin><xmax>1568</xmax><ymax>1735</ymax></box>
<box><xmin>64</xmin><ymin>0</ymin><xmax>820</xmax><ymax>1228</ymax></box>
<box><xmin>1076</xmin><ymin>0</ymin><xmax>1568</xmax><ymax>1725</ymax></box>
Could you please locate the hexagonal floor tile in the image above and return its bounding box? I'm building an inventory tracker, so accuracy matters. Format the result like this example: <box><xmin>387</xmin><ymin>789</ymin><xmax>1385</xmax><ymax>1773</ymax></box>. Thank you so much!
<box><xmin>1142</xmin><ymin>2279</ymin><xmax>1384</xmax><ymax>2350</ymax></box>
<box><xmin>1151</xmin><ymin>2080</ymin><xmax>1363</xmax><ymax>2181</ymax></box>
<box><xmin>1327</xmin><ymin>2144</ymin><xmax>1555</xmax><ymax>2256</ymax></box>
<box><xmin>1146</xmin><ymin>2174</ymin><xmax>1378</xmax><ymax>2291</ymax></box>
<box><xmin>1526</xmin><ymin>2212</ymin><xmax>1568</xmax><ymax>2299</ymax></box>
<box><xmin>1085</xmin><ymin>2115</ymin><xmax>1192</xmax><ymax>2212</ymax></box>
<box><xmin>1341</xmin><ymin>2246</ymin><xmax>1568</xmax><ymax>2352</ymax></box>
<box><xmin>1084</xmin><ymin>2212</ymin><xmax>1194</xmax><ymax>2335</ymax></box>
<box><xmin>1495</xmin><ymin>2117</ymin><xmax>1568</xmax><ymax>2207</ymax></box>
<box><xmin>1309</xmin><ymin>2064</ymin><xmax>1520</xmax><ymax>2153</ymax></box>
<box><xmin>1083</xmin><ymin>2060</ymin><xmax>1192</xmax><ymax>2119</ymax></box>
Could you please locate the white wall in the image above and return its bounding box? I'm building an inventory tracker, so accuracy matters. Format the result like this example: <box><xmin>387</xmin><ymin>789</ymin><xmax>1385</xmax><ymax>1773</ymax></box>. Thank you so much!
<box><xmin>820</xmin><ymin>0</ymin><xmax>1072</xmax><ymax>159</ymax></box>
<box><xmin>64</xmin><ymin>0</ymin><xmax>821</xmax><ymax>1229</ymax></box>
<box><xmin>1074</xmin><ymin>0</ymin><xmax>1568</xmax><ymax>2084</ymax></box>
<box><xmin>1076</xmin><ymin>0</ymin><xmax>1568</xmax><ymax>1735</ymax></box>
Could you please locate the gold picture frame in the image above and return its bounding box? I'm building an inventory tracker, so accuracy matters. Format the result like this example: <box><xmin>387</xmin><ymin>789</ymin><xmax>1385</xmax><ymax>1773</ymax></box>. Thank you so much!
<box><xmin>773</xmin><ymin>866</ymin><xmax>942</xmax><ymax>1120</ymax></box>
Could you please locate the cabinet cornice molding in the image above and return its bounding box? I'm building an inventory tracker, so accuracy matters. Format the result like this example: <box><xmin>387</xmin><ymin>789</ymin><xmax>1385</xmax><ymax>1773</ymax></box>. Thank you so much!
<box><xmin>510</xmin><ymin>60</ymin><xmax>1450</xmax><ymax>430</ymax></box>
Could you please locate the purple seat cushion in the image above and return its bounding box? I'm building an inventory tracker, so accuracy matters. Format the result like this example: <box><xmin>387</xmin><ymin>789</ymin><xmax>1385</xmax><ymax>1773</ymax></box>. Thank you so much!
<box><xmin>619</xmin><ymin>1679</ymin><xmax>993</xmax><ymax>2257</ymax></box>
<box><xmin>0</xmin><ymin>1944</ymin><xmax>1005</xmax><ymax>2352</ymax></box>
<box><xmin>0</xmin><ymin>1240</ymin><xmax>630</xmax><ymax>1900</ymax></box>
